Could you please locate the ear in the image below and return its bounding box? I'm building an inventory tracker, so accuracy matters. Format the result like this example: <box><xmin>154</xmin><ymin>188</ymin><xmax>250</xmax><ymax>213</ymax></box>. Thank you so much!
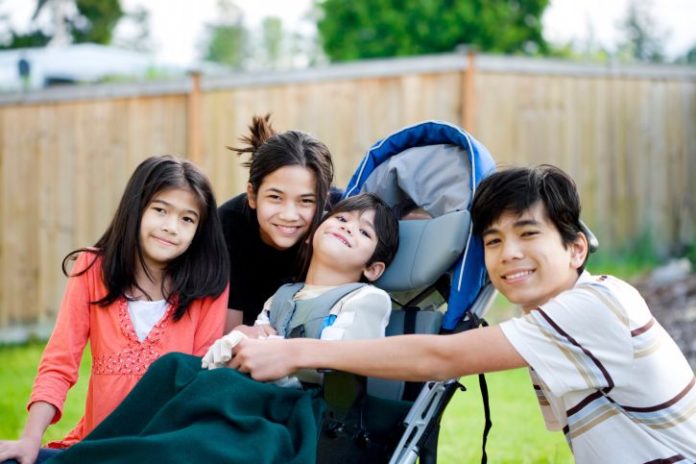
<box><xmin>362</xmin><ymin>261</ymin><xmax>386</xmax><ymax>282</ymax></box>
<box><xmin>246</xmin><ymin>183</ymin><xmax>257</xmax><ymax>209</ymax></box>
<box><xmin>569</xmin><ymin>232</ymin><xmax>589</xmax><ymax>270</ymax></box>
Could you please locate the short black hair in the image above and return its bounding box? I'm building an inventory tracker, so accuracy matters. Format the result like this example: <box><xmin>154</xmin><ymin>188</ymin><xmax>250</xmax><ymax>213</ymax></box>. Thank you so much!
<box><xmin>471</xmin><ymin>164</ymin><xmax>587</xmax><ymax>273</ymax></box>
<box><xmin>325</xmin><ymin>193</ymin><xmax>400</xmax><ymax>268</ymax></box>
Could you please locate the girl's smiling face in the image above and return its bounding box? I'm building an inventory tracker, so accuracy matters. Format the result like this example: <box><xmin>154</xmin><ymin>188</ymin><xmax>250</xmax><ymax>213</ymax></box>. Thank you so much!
<box><xmin>248</xmin><ymin>165</ymin><xmax>317</xmax><ymax>250</ymax></box>
<box><xmin>139</xmin><ymin>187</ymin><xmax>201</xmax><ymax>270</ymax></box>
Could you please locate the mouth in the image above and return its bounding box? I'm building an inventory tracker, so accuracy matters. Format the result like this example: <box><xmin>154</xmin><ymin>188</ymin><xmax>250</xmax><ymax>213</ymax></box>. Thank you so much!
<box><xmin>273</xmin><ymin>224</ymin><xmax>302</xmax><ymax>236</ymax></box>
<box><xmin>329</xmin><ymin>231</ymin><xmax>351</xmax><ymax>248</ymax></box>
<box><xmin>501</xmin><ymin>269</ymin><xmax>534</xmax><ymax>282</ymax></box>
<box><xmin>153</xmin><ymin>236</ymin><xmax>177</xmax><ymax>247</ymax></box>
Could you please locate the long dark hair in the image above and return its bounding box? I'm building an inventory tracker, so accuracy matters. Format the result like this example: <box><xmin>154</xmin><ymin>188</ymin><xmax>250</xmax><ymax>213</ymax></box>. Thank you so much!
<box><xmin>63</xmin><ymin>155</ymin><xmax>229</xmax><ymax>321</ymax></box>
<box><xmin>229</xmin><ymin>114</ymin><xmax>335</xmax><ymax>247</ymax></box>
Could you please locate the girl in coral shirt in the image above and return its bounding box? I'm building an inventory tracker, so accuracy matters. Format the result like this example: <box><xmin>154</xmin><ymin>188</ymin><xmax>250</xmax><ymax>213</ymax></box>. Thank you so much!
<box><xmin>0</xmin><ymin>155</ymin><xmax>229</xmax><ymax>464</ymax></box>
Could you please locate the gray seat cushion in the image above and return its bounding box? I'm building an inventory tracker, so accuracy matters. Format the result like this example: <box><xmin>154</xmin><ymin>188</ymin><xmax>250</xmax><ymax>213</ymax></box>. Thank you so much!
<box><xmin>375</xmin><ymin>210</ymin><xmax>470</xmax><ymax>292</ymax></box>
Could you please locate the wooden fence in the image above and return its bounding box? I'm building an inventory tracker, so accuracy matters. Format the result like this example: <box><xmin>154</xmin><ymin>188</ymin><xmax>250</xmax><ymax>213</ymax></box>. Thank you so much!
<box><xmin>1</xmin><ymin>52</ymin><xmax>695</xmax><ymax>337</ymax></box>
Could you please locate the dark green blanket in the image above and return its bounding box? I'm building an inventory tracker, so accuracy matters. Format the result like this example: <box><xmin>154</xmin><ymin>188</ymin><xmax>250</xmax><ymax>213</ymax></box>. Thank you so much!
<box><xmin>49</xmin><ymin>353</ymin><xmax>324</xmax><ymax>464</ymax></box>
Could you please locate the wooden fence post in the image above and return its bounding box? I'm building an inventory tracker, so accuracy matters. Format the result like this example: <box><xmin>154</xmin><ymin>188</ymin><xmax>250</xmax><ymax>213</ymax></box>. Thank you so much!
<box><xmin>187</xmin><ymin>71</ymin><xmax>202</xmax><ymax>164</ymax></box>
<box><xmin>461</xmin><ymin>50</ymin><xmax>477</xmax><ymax>134</ymax></box>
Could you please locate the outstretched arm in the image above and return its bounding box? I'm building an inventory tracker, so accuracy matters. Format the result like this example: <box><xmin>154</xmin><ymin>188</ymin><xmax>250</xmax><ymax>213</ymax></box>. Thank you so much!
<box><xmin>0</xmin><ymin>402</ymin><xmax>56</xmax><ymax>464</ymax></box>
<box><xmin>230</xmin><ymin>325</ymin><xmax>527</xmax><ymax>382</ymax></box>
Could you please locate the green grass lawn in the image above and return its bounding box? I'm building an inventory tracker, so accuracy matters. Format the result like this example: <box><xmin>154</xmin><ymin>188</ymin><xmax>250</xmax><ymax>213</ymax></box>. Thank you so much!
<box><xmin>0</xmin><ymin>342</ymin><xmax>92</xmax><ymax>443</ymax></box>
<box><xmin>439</xmin><ymin>369</ymin><xmax>572</xmax><ymax>463</ymax></box>
<box><xmin>0</xmin><ymin>338</ymin><xmax>572</xmax><ymax>463</ymax></box>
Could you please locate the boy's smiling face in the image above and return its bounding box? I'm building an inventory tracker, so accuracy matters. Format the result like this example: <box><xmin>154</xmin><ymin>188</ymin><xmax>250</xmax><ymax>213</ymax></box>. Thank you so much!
<box><xmin>312</xmin><ymin>208</ymin><xmax>384</xmax><ymax>282</ymax></box>
<box><xmin>482</xmin><ymin>201</ymin><xmax>587</xmax><ymax>312</ymax></box>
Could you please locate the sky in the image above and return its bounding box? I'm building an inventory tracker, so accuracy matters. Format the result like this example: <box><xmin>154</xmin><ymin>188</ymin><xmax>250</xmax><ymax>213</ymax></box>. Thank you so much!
<box><xmin>2</xmin><ymin>0</ymin><xmax>695</xmax><ymax>66</ymax></box>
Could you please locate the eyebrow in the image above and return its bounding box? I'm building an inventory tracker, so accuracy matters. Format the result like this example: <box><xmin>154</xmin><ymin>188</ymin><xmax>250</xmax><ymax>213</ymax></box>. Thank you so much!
<box><xmin>264</xmin><ymin>187</ymin><xmax>315</xmax><ymax>198</ymax></box>
<box><xmin>362</xmin><ymin>219</ymin><xmax>375</xmax><ymax>230</ymax></box>
<box><xmin>152</xmin><ymin>199</ymin><xmax>200</xmax><ymax>219</ymax></box>
<box><xmin>482</xmin><ymin>218</ymin><xmax>540</xmax><ymax>236</ymax></box>
<box><xmin>357</xmin><ymin>214</ymin><xmax>376</xmax><ymax>231</ymax></box>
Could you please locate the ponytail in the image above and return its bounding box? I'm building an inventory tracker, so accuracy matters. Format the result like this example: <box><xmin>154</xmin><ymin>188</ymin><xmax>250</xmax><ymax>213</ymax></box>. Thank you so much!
<box><xmin>227</xmin><ymin>114</ymin><xmax>277</xmax><ymax>166</ymax></box>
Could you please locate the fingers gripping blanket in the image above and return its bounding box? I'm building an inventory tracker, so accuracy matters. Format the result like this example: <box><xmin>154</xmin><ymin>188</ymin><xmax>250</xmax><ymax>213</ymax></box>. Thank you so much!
<box><xmin>49</xmin><ymin>353</ymin><xmax>324</xmax><ymax>464</ymax></box>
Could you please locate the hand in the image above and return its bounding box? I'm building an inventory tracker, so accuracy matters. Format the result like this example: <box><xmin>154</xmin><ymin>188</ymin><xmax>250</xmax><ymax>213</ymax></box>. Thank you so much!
<box><xmin>0</xmin><ymin>437</ymin><xmax>41</xmax><ymax>464</ymax></box>
<box><xmin>257</xmin><ymin>324</ymin><xmax>278</xmax><ymax>338</ymax></box>
<box><xmin>201</xmin><ymin>330</ymin><xmax>247</xmax><ymax>369</ymax></box>
<box><xmin>234</xmin><ymin>324</ymin><xmax>277</xmax><ymax>339</ymax></box>
<box><xmin>229</xmin><ymin>337</ymin><xmax>297</xmax><ymax>381</ymax></box>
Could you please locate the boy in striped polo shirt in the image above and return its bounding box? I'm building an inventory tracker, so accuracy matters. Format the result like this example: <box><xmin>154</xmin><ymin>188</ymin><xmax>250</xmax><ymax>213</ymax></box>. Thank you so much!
<box><xmin>231</xmin><ymin>165</ymin><xmax>695</xmax><ymax>463</ymax></box>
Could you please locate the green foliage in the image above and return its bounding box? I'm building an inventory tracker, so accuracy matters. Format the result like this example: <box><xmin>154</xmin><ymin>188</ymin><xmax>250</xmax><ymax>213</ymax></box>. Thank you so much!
<box><xmin>202</xmin><ymin>0</ymin><xmax>249</xmax><ymax>68</ymax></box>
<box><xmin>616</xmin><ymin>0</ymin><xmax>665</xmax><ymax>63</ymax></box>
<box><xmin>1</xmin><ymin>29</ymin><xmax>51</xmax><ymax>48</ymax></box>
<box><xmin>204</xmin><ymin>23</ymin><xmax>248</xmax><ymax>68</ymax></box>
<box><xmin>113</xmin><ymin>6</ymin><xmax>152</xmax><ymax>53</ymax></box>
<box><xmin>261</xmin><ymin>16</ymin><xmax>283</xmax><ymax>68</ymax></box>
<box><xmin>586</xmin><ymin>232</ymin><xmax>659</xmax><ymax>279</ymax></box>
<box><xmin>675</xmin><ymin>43</ymin><xmax>696</xmax><ymax>65</ymax></box>
<box><xmin>684</xmin><ymin>243</ymin><xmax>696</xmax><ymax>270</ymax></box>
<box><xmin>316</xmin><ymin>0</ymin><xmax>550</xmax><ymax>62</ymax></box>
<box><xmin>70</xmin><ymin>0</ymin><xmax>124</xmax><ymax>44</ymax></box>
<box><xmin>0</xmin><ymin>0</ymin><xmax>124</xmax><ymax>49</ymax></box>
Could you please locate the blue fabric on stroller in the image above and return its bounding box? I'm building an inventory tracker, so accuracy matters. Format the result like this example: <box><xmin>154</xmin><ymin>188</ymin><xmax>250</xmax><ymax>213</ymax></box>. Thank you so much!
<box><xmin>343</xmin><ymin>120</ymin><xmax>496</xmax><ymax>330</ymax></box>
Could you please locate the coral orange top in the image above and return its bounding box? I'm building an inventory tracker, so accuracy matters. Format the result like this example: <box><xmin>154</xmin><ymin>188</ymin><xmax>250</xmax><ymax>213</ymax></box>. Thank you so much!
<box><xmin>28</xmin><ymin>251</ymin><xmax>228</xmax><ymax>448</ymax></box>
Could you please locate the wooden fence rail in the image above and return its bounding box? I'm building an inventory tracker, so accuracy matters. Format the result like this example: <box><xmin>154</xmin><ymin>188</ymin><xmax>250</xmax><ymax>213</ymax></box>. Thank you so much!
<box><xmin>1</xmin><ymin>52</ymin><xmax>695</xmax><ymax>337</ymax></box>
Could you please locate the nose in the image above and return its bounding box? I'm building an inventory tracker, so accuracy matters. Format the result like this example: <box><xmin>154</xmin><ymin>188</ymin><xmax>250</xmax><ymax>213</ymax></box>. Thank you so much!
<box><xmin>278</xmin><ymin>201</ymin><xmax>300</xmax><ymax>221</ymax></box>
<box><xmin>500</xmin><ymin>238</ymin><xmax>523</xmax><ymax>262</ymax></box>
<box><xmin>338</xmin><ymin>220</ymin><xmax>355</xmax><ymax>235</ymax></box>
<box><xmin>161</xmin><ymin>215</ymin><xmax>178</xmax><ymax>235</ymax></box>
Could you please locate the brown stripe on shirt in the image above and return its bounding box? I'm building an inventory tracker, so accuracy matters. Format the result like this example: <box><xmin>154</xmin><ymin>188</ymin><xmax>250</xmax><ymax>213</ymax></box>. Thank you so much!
<box><xmin>536</xmin><ymin>308</ymin><xmax>615</xmax><ymax>391</ymax></box>
<box><xmin>631</xmin><ymin>318</ymin><xmax>656</xmax><ymax>337</ymax></box>
<box><xmin>642</xmin><ymin>454</ymin><xmax>687</xmax><ymax>464</ymax></box>
<box><xmin>622</xmin><ymin>377</ymin><xmax>695</xmax><ymax>413</ymax></box>
<box><xmin>567</xmin><ymin>390</ymin><xmax>605</xmax><ymax>417</ymax></box>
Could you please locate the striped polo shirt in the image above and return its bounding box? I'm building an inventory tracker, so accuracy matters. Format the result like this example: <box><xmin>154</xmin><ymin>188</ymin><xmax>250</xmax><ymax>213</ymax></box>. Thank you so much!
<box><xmin>500</xmin><ymin>272</ymin><xmax>695</xmax><ymax>463</ymax></box>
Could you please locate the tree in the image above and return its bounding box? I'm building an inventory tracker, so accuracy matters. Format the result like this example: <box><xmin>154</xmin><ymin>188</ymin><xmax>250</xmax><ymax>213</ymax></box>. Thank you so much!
<box><xmin>617</xmin><ymin>0</ymin><xmax>665</xmax><ymax>63</ymax></box>
<box><xmin>113</xmin><ymin>5</ymin><xmax>153</xmax><ymax>53</ymax></box>
<box><xmin>316</xmin><ymin>0</ymin><xmax>550</xmax><ymax>61</ymax></box>
<box><xmin>684</xmin><ymin>44</ymin><xmax>696</xmax><ymax>64</ymax></box>
<box><xmin>69</xmin><ymin>0</ymin><xmax>123</xmax><ymax>44</ymax></box>
<box><xmin>261</xmin><ymin>16</ymin><xmax>283</xmax><ymax>69</ymax></box>
<box><xmin>201</xmin><ymin>0</ymin><xmax>249</xmax><ymax>69</ymax></box>
<box><xmin>0</xmin><ymin>0</ymin><xmax>124</xmax><ymax>49</ymax></box>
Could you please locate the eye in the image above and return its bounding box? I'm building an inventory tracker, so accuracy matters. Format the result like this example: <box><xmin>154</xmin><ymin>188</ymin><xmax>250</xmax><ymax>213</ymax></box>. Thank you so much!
<box><xmin>484</xmin><ymin>237</ymin><xmax>501</xmax><ymax>247</ymax></box>
<box><xmin>360</xmin><ymin>229</ymin><xmax>372</xmax><ymax>239</ymax></box>
<box><xmin>152</xmin><ymin>206</ymin><xmax>166</xmax><ymax>214</ymax></box>
<box><xmin>301</xmin><ymin>198</ymin><xmax>316</xmax><ymax>205</ymax></box>
<box><xmin>267</xmin><ymin>194</ymin><xmax>281</xmax><ymax>201</ymax></box>
<box><xmin>335</xmin><ymin>215</ymin><xmax>346</xmax><ymax>222</ymax></box>
<box><xmin>521</xmin><ymin>230</ymin><xmax>539</xmax><ymax>238</ymax></box>
<box><xmin>182</xmin><ymin>216</ymin><xmax>197</xmax><ymax>224</ymax></box>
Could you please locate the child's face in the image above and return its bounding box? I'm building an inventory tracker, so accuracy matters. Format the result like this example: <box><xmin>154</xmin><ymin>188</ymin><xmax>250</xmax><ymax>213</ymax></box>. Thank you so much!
<box><xmin>482</xmin><ymin>201</ymin><xmax>587</xmax><ymax>312</ymax></box>
<box><xmin>248</xmin><ymin>165</ymin><xmax>317</xmax><ymax>250</ymax></box>
<box><xmin>139</xmin><ymin>187</ymin><xmax>201</xmax><ymax>270</ymax></box>
<box><xmin>312</xmin><ymin>208</ymin><xmax>382</xmax><ymax>280</ymax></box>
